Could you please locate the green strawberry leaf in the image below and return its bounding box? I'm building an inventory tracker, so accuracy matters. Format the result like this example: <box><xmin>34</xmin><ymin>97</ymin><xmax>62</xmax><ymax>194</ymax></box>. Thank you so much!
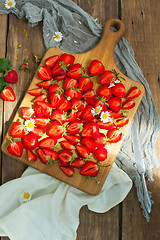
<box><xmin>0</xmin><ymin>77</ymin><xmax>7</xmax><ymax>93</ymax></box>
<box><xmin>0</xmin><ymin>58</ymin><xmax>10</xmax><ymax>73</ymax></box>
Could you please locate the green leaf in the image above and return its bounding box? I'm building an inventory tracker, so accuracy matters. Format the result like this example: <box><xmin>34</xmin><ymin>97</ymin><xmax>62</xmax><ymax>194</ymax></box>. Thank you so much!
<box><xmin>0</xmin><ymin>58</ymin><xmax>10</xmax><ymax>73</ymax></box>
<box><xmin>0</xmin><ymin>77</ymin><xmax>6</xmax><ymax>93</ymax></box>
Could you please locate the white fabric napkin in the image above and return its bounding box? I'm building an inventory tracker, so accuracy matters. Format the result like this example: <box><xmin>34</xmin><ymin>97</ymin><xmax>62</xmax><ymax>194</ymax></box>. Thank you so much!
<box><xmin>0</xmin><ymin>163</ymin><xmax>132</xmax><ymax>240</ymax></box>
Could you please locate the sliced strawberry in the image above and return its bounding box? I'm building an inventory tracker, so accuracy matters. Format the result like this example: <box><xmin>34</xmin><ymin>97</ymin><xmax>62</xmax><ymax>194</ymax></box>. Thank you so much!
<box><xmin>37</xmin><ymin>148</ymin><xmax>58</xmax><ymax>164</ymax></box>
<box><xmin>85</xmin><ymin>98</ymin><xmax>95</xmax><ymax>106</ymax></box>
<box><xmin>21</xmin><ymin>107</ymin><xmax>34</xmax><ymax>120</ymax></box>
<box><xmin>53</xmin><ymin>73</ymin><xmax>66</xmax><ymax>81</ymax></box>
<box><xmin>59</xmin><ymin>150</ymin><xmax>72</xmax><ymax>166</ymax></box>
<box><xmin>61</xmin><ymin>140</ymin><xmax>75</xmax><ymax>150</ymax></box>
<box><xmin>66</xmin><ymin>110</ymin><xmax>77</xmax><ymax>122</ymax></box>
<box><xmin>121</xmin><ymin>99</ymin><xmax>135</xmax><ymax>110</ymax></box>
<box><xmin>60</xmin><ymin>53</ymin><xmax>75</xmax><ymax>68</ymax></box>
<box><xmin>64</xmin><ymin>77</ymin><xmax>78</xmax><ymax>91</ymax></box>
<box><xmin>51</xmin><ymin>61</ymin><xmax>68</xmax><ymax>76</ymax></box>
<box><xmin>81</xmin><ymin>105</ymin><xmax>94</xmax><ymax>120</ymax></box>
<box><xmin>60</xmin><ymin>166</ymin><xmax>74</xmax><ymax>177</ymax></box>
<box><xmin>27</xmin><ymin>88</ymin><xmax>42</xmax><ymax>96</ymax></box>
<box><xmin>107</xmin><ymin>109</ymin><xmax>123</xmax><ymax>119</ymax></box>
<box><xmin>34</xmin><ymin>117</ymin><xmax>49</xmax><ymax>129</ymax></box>
<box><xmin>45</xmin><ymin>55</ymin><xmax>59</xmax><ymax>68</ymax></box>
<box><xmin>97</xmin><ymin>119</ymin><xmax>114</xmax><ymax>130</ymax></box>
<box><xmin>126</xmin><ymin>86</ymin><xmax>141</xmax><ymax>100</ymax></box>
<box><xmin>112</xmin><ymin>83</ymin><xmax>126</xmax><ymax>98</ymax></box>
<box><xmin>37</xmin><ymin>80</ymin><xmax>52</xmax><ymax>89</ymax></box>
<box><xmin>34</xmin><ymin>104</ymin><xmax>45</xmax><ymax>118</ymax></box>
<box><xmin>27</xmin><ymin>149</ymin><xmax>37</xmax><ymax>162</ymax></box>
<box><xmin>30</xmin><ymin>126</ymin><xmax>45</xmax><ymax>138</ymax></box>
<box><xmin>81</xmin><ymin>121</ymin><xmax>99</xmax><ymax>138</ymax></box>
<box><xmin>67</xmin><ymin>63</ymin><xmax>85</xmax><ymax>79</ymax></box>
<box><xmin>94</xmin><ymin>99</ymin><xmax>108</xmax><ymax>112</ymax></box>
<box><xmin>38</xmin><ymin>137</ymin><xmax>57</xmax><ymax>150</ymax></box>
<box><xmin>48</xmin><ymin>84</ymin><xmax>63</xmax><ymax>96</ymax></box>
<box><xmin>70</xmin><ymin>157</ymin><xmax>85</xmax><ymax>168</ymax></box>
<box><xmin>100</xmin><ymin>70</ymin><xmax>117</xmax><ymax>85</ymax></box>
<box><xmin>108</xmin><ymin>97</ymin><xmax>121</xmax><ymax>113</ymax></box>
<box><xmin>47</xmin><ymin>120</ymin><xmax>63</xmax><ymax>139</ymax></box>
<box><xmin>36</xmin><ymin>101</ymin><xmax>52</xmax><ymax>118</ymax></box>
<box><xmin>58</xmin><ymin>98</ymin><xmax>71</xmax><ymax>111</ymax></box>
<box><xmin>94</xmin><ymin>147</ymin><xmax>107</xmax><ymax>162</ymax></box>
<box><xmin>80</xmin><ymin>161</ymin><xmax>99</xmax><ymax>177</ymax></box>
<box><xmin>81</xmin><ymin>137</ymin><xmax>96</xmax><ymax>153</ymax></box>
<box><xmin>64</xmin><ymin>134</ymin><xmax>80</xmax><ymax>144</ymax></box>
<box><xmin>88</xmin><ymin>59</ymin><xmax>105</xmax><ymax>76</ymax></box>
<box><xmin>94</xmin><ymin>132</ymin><xmax>106</xmax><ymax>148</ymax></box>
<box><xmin>33</xmin><ymin>94</ymin><xmax>46</xmax><ymax>103</ymax></box>
<box><xmin>37</xmin><ymin>65</ymin><xmax>52</xmax><ymax>80</ymax></box>
<box><xmin>36</xmin><ymin>148</ymin><xmax>49</xmax><ymax>164</ymax></box>
<box><xmin>79</xmin><ymin>76</ymin><xmax>93</xmax><ymax>92</ymax></box>
<box><xmin>67</xmin><ymin>120</ymin><xmax>83</xmax><ymax>134</ymax></box>
<box><xmin>107</xmin><ymin>128</ymin><xmax>122</xmax><ymax>143</ymax></box>
<box><xmin>49</xmin><ymin>92</ymin><xmax>65</xmax><ymax>108</ymax></box>
<box><xmin>7</xmin><ymin>140</ymin><xmax>23</xmax><ymax>157</ymax></box>
<box><xmin>115</xmin><ymin>117</ymin><xmax>129</xmax><ymax>128</ymax></box>
<box><xmin>76</xmin><ymin>145</ymin><xmax>91</xmax><ymax>159</ymax></box>
<box><xmin>50</xmin><ymin>109</ymin><xmax>66</xmax><ymax>123</ymax></box>
<box><xmin>82</xmin><ymin>89</ymin><xmax>95</xmax><ymax>99</ymax></box>
<box><xmin>22</xmin><ymin>133</ymin><xmax>38</xmax><ymax>150</ymax></box>
<box><xmin>10</xmin><ymin>122</ymin><xmax>25</xmax><ymax>138</ymax></box>
<box><xmin>0</xmin><ymin>87</ymin><xmax>16</xmax><ymax>102</ymax></box>
<box><xmin>97</xmin><ymin>85</ymin><xmax>112</xmax><ymax>100</ymax></box>
<box><xmin>71</xmin><ymin>98</ymin><xmax>86</xmax><ymax>112</ymax></box>
<box><xmin>65</xmin><ymin>88</ymin><xmax>82</xmax><ymax>99</ymax></box>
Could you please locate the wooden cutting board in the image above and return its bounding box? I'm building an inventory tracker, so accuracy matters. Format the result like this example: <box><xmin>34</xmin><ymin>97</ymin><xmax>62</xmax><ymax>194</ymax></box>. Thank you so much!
<box><xmin>1</xmin><ymin>19</ymin><xmax>145</xmax><ymax>195</ymax></box>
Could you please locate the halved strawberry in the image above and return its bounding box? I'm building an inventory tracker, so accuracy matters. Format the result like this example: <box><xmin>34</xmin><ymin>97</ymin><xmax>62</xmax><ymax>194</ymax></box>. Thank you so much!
<box><xmin>65</xmin><ymin>88</ymin><xmax>82</xmax><ymax>99</ymax></box>
<box><xmin>79</xmin><ymin>77</ymin><xmax>93</xmax><ymax>92</ymax></box>
<box><xmin>59</xmin><ymin>150</ymin><xmax>72</xmax><ymax>166</ymax></box>
<box><xmin>94</xmin><ymin>99</ymin><xmax>108</xmax><ymax>112</ymax></box>
<box><xmin>112</xmin><ymin>83</ymin><xmax>126</xmax><ymax>98</ymax></box>
<box><xmin>76</xmin><ymin>145</ymin><xmax>91</xmax><ymax>159</ymax></box>
<box><xmin>126</xmin><ymin>86</ymin><xmax>141</xmax><ymax>100</ymax></box>
<box><xmin>66</xmin><ymin>109</ymin><xmax>77</xmax><ymax>122</ymax></box>
<box><xmin>71</xmin><ymin>98</ymin><xmax>86</xmax><ymax>112</ymax></box>
<box><xmin>64</xmin><ymin>77</ymin><xmax>78</xmax><ymax>91</ymax></box>
<box><xmin>38</xmin><ymin>137</ymin><xmax>57</xmax><ymax>150</ymax></box>
<box><xmin>81</xmin><ymin>137</ymin><xmax>96</xmax><ymax>153</ymax></box>
<box><xmin>70</xmin><ymin>157</ymin><xmax>85</xmax><ymax>168</ymax></box>
<box><xmin>0</xmin><ymin>87</ymin><xmax>16</xmax><ymax>102</ymax></box>
<box><xmin>53</xmin><ymin>73</ymin><xmax>66</xmax><ymax>81</ymax></box>
<box><xmin>94</xmin><ymin>132</ymin><xmax>106</xmax><ymax>148</ymax></box>
<box><xmin>36</xmin><ymin>101</ymin><xmax>52</xmax><ymax>118</ymax></box>
<box><xmin>97</xmin><ymin>119</ymin><xmax>114</xmax><ymax>130</ymax></box>
<box><xmin>115</xmin><ymin>117</ymin><xmax>129</xmax><ymax>128</ymax></box>
<box><xmin>37</xmin><ymin>65</ymin><xmax>52</xmax><ymax>80</ymax></box>
<box><xmin>50</xmin><ymin>109</ymin><xmax>66</xmax><ymax>123</ymax></box>
<box><xmin>34</xmin><ymin>117</ymin><xmax>49</xmax><ymax>129</ymax></box>
<box><xmin>58</xmin><ymin>98</ymin><xmax>71</xmax><ymax>111</ymax></box>
<box><xmin>61</xmin><ymin>140</ymin><xmax>75</xmax><ymax>150</ymax></box>
<box><xmin>88</xmin><ymin>59</ymin><xmax>105</xmax><ymax>76</ymax></box>
<box><xmin>30</xmin><ymin>126</ymin><xmax>45</xmax><ymax>138</ymax></box>
<box><xmin>22</xmin><ymin>133</ymin><xmax>39</xmax><ymax>150</ymax></box>
<box><xmin>94</xmin><ymin>147</ymin><xmax>107</xmax><ymax>162</ymax></box>
<box><xmin>10</xmin><ymin>122</ymin><xmax>25</xmax><ymax>138</ymax></box>
<box><xmin>80</xmin><ymin>161</ymin><xmax>99</xmax><ymax>177</ymax></box>
<box><xmin>37</xmin><ymin>80</ymin><xmax>52</xmax><ymax>89</ymax></box>
<box><xmin>81</xmin><ymin>121</ymin><xmax>99</xmax><ymax>138</ymax></box>
<box><xmin>66</xmin><ymin>63</ymin><xmax>85</xmax><ymax>79</ymax></box>
<box><xmin>97</xmin><ymin>85</ymin><xmax>112</xmax><ymax>100</ymax></box>
<box><xmin>33</xmin><ymin>94</ymin><xmax>46</xmax><ymax>103</ymax></box>
<box><xmin>27</xmin><ymin>88</ymin><xmax>43</xmax><ymax>96</ymax></box>
<box><xmin>47</xmin><ymin>120</ymin><xmax>63</xmax><ymax>139</ymax></box>
<box><xmin>107</xmin><ymin>97</ymin><xmax>121</xmax><ymax>113</ymax></box>
<box><xmin>49</xmin><ymin>92</ymin><xmax>65</xmax><ymax>108</ymax></box>
<box><xmin>27</xmin><ymin>149</ymin><xmax>37</xmax><ymax>162</ymax></box>
<box><xmin>82</xmin><ymin>89</ymin><xmax>95</xmax><ymax>99</ymax></box>
<box><xmin>107</xmin><ymin>109</ymin><xmax>123</xmax><ymax>119</ymax></box>
<box><xmin>51</xmin><ymin>61</ymin><xmax>68</xmax><ymax>76</ymax></box>
<box><xmin>60</xmin><ymin>53</ymin><xmax>75</xmax><ymax>68</ymax></box>
<box><xmin>100</xmin><ymin>70</ymin><xmax>117</xmax><ymax>85</ymax></box>
<box><xmin>60</xmin><ymin>166</ymin><xmax>74</xmax><ymax>177</ymax></box>
<box><xmin>21</xmin><ymin>107</ymin><xmax>34</xmax><ymax>120</ymax></box>
<box><xmin>121</xmin><ymin>99</ymin><xmax>135</xmax><ymax>110</ymax></box>
<box><xmin>85</xmin><ymin>98</ymin><xmax>95</xmax><ymax>106</ymax></box>
<box><xmin>107</xmin><ymin>128</ymin><xmax>122</xmax><ymax>143</ymax></box>
<box><xmin>34</xmin><ymin>104</ymin><xmax>45</xmax><ymax>118</ymax></box>
<box><xmin>81</xmin><ymin>105</ymin><xmax>94</xmax><ymax>120</ymax></box>
<box><xmin>7</xmin><ymin>139</ymin><xmax>23</xmax><ymax>157</ymax></box>
<box><xmin>45</xmin><ymin>55</ymin><xmax>59</xmax><ymax>68</ymax></box>
<box><xmin>67</xmin><ymin>120</ymin><xmax>83</xmax><ymax>134</ymax></box>
<box><xmin>64</xmin><ymin>134</ymin><xmax>80</xmax><ymax>144</ymax></box>
<box><xmin>37</xmin><ymin>148</ymin><xmax>58</xmax><ymax>164</ymax></box>
<box><xmin>48</xmin><ymin>84</ymin><xmax>63</xmax><ymax>96</ymax></box>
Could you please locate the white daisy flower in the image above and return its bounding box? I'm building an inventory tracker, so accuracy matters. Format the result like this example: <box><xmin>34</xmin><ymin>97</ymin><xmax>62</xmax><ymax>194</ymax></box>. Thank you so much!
<box><xmin>25</xmin><ymin>118</ymin><xmax>35</xmax><ymax>132</ymax></box>
<box><xmin>100</xmin><ymin>111</ymin><xmax>111</xmax><ymax>123</ymax></box>
<box><xmin>5</xmin><ymin>0</ymin><xmax>16</xmax><ymax>9</ymax></box>
<box><xmin>108</xmin><ymin>83</ymin><xmax>115</xmax><ymax>88</ymax></box>
<box><xmin>91</xmin><ymin>106</ymin><xmax>102</xmax><ymax>116</ymax></box>
<box><xmin>20</xmin><ymin>191</ymin><xmax>32</xmax><ymax>203</ymax></box>
<box><xmin>114</xmin><ymin>79</ymin><xmax>121</xmax><ymax>83</ymax></box>
<box><xmin>53</xmin><ymin>32</ymin><xmax>63</xmax><ymax>42</ymax></box>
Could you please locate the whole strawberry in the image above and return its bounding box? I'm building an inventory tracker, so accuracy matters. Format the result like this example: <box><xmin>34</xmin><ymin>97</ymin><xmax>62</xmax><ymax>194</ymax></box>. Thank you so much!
<box><xmin>4</xmin><ymin>69</ymin><xmax>18</xmax><ymax>84</ymax></box>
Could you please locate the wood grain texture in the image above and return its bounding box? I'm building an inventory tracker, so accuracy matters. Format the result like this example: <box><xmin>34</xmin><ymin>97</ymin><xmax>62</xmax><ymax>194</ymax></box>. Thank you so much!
<box><xmin>121</xmin><ymin>0</ymin><xmax>160</xmax><ymax>239</ymax></box>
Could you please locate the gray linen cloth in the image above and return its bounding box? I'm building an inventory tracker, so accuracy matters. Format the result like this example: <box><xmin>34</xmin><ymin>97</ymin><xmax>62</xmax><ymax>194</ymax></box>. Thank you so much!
<box><xmin>0</xmin><ymin>0</ymin><xmax>160</xmax><ymax>222</ymax></box>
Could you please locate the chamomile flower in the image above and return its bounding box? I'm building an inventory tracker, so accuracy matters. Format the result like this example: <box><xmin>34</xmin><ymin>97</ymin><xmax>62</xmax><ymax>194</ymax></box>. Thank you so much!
<box><xmin>20</xmin><ymin>191</ymin><xmax>32</xmax><ymax>203</ymax></box>
<box><xmin>91</xmin><ymin>106</ymin><xmax>102</xmax><ymax>116</ymax></box>
<box><xmin>53</xmin><ymin>32</ymin><xmax>63</xmax><ymax>42</ymax></box>
<box><xmin>25</xmin><ymin>118</ymin><xmax>35</xmax><ymax>132</ymax></box>
<box><xmin>100</xmin><ymin>111</ymin><xmax>111</xmax><ymax>123</ymax></box>
<box><xmin>5</xmin><ymin>0</ymin><xmax>16</xmax><ymax>9</ymax></box>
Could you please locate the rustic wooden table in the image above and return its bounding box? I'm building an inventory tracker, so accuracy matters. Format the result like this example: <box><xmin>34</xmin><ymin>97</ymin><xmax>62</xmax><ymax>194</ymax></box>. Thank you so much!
<box><xmin>0</xmin><ymin>0</ymin><xmax>160</xmax><ymax>239</ymax></box>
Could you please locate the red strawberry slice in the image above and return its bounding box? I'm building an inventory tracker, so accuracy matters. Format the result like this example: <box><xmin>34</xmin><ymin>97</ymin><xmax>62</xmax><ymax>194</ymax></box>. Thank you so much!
<box><xmin>45</xmin><ymin>55</ymin><xmax>59</xmax><ymax>68</ymax></box>
<box><xmin>50</xmin><ymin>92</ymin><xmax>65</xmax><ymax>108</ymax></box>
<box><xmin>67</xmin><ymin>63</ymin><xmax>85</xmax><ymax>79</ymax></box>
<box><xmin>50</xmin><ymin>109</ymin><xmax>66</xmax><ymax>123</ymax></box>
<box><xmin>71</xmin><ymin>98</ymin><xmax>86</xmax><ymax>112</ymax></box>
<box><xmin>21</xmin><ymin>107</ymin><xmax>34</xmax><ymax>120</ymax></box>
<box><xmin>107</xmin><ymin>128</ymin><xmax>122</xmax><ymax>143</ymax></box>
<box><xmin>60</xmin><ymin>53</ymin><xmax>75</xmax><ymax>68</ymax></box>
<box><xmin>95</xmin><ymin>132</ymin><xmax>106</xmax><ymax>148</ymax></box>
<box><xmin>100</xmin><ymin>70</ymin><xmax>117</xmax><ymax>85</ymax></box>
<box><xmin>27</xmin><ymin>149</ymin><xmax>37</xmax><ymax>162</ymax></box>
<box><xmin>67</xmin><ymin>120</ymin><xmax>83</xmax><ymax>134</ymax></box>
<box><xmin>22</xmin><ymin>133</ymin><xmax>39</xmax><ymax>150</ymax></box>
<box><xmin>48</xmin><ymin>84</ymin><xmax>63</xmax><ymax>96</ymax></box>
<box><xmin>64</xmin><ymin>77</ymin><xmax>78</xmax><ymax>91</ymax></box>
<box><xmin>33</xmin><ymin>94</ymin><xmax>46</xmax><ymax>103</ymax></box>
<box><xmin>47</xmin><ymin>120</ymin><xmax>63</xmax><ymax>139</ymax></box>
<box><xmin>67</xmin><ymin>110</ymin><xmax>77</xmax><ymax>122</ymax></box>
<box><xmin>37</xmin><ymin>65</ymin><xmax>52</xmax><ymax>80</ymax></box>
<box><xmin>10</xmin><ymin>122</ymin><xmax>25</xmax><ymax>138</ymax></box>
<box><xmin>36</xmin><ymin>101</ymin><xmax>52</xmax><ymax>118</ymax></box>
<box><xmin>79</xmin><ymin>77</ymin><xmax>93</xmax><ymax>92</ymax></box>
<box><xmin>59</xmin><ymin>150</ymin><xmax>72</xmax><ymax>166</ymax></box>
<box><xmin>88</xmin><ymin>60</ymin><xmax>105</xmax><ymax>76</ymax></box>
<box><xmin>37</xmin><ymin>80</ymin><xmax>52</xmax><ymax>89</ymax></box>
<box><xmin>82</xmin><ymin>89</ymin><xmax>95</xmax><ymax>99</ymax></box>
<box><xmin>122</xmin><ymin>99</ymin><xmax>135</xmax><ymax>110</ymax></box>
<box><xmin>97</xmin><ymin>119</ymin><xmax>114</xmax><ymax>130</ymax></box>
<box><xmin>61</xmin><ymin>140</ymin><xmax>75</xmax><ymax>150</ymax></box>
<box><xmin>38</xmin><ymin>137</ymin><xmax>57</xmax><ymax>150</ymax></box>
<box><xmin>58</xmin><ymin>98</ymin><xmax>71</xmax><ymax>111</ymax></box>
<box><xmin>30</xmin><ymin>126</ymin><xmax>45</xmax><ymax>139</ymax></box>
<box><xmin>7</xmin><ymin>140</ymin><xmax>23</xmax><ymax>157</ymax></box>
<box><xmin>80</xmin><ymin>161</ymin><xmax>99</xmax><ymax>177</ymax></box>
<box><xmin>81</xmin><ymin>121</ymin><xmax>99</xmax><ymax>138</ymax></box>
<box><xmin>76</xmin><ymin>145</ymin><xmax>91</xmax><ymax>159</ymax></box>
<box><xmin>94</xmin><ymin>147</ymin><xmax>107</xmax><ymax>162</ymax></box>
<box><xmin>112</xmin><ymin>83</ymin><xmax>126</xmax><ymax>98</ymax></box>
<box><xmin>107</xmin><ymin>109</ymin><xmax>123</xmax><ymax>119</ymax></box>
<box><xmin>4</xmin><ymin>69</ymin><xmax>18</xmax><ymax>84</ymax></box>
<box><xmin>53</xmin><ymin>73</ymin><xmax>66</xmax><ymax>81</ymax></box>
<box><xmin>70</xmin><ymin>157</ymin><xmax>85</xmax><ymax>168</ymax></box>
<box><xmin>81</xmin><ymin>137</ymin><xmax>96</xmax><ymax>153</ymax></box>
<box><xmin>97</xmin><ymin>85</ymin><xmax>112</xmax><ymax>100</ymax></box>
<box><xmin>51</xmin><ymin>61</ymin><xmax>68</xmax><ymax>76</ymax></box>
<box><xmin>108</xmin><ymin>97</ymin><xmax>121</xmax><ymax>113</ymax></box>
<box><xmin>34</xmin><ymin>104</ymin><xmax>45</xmax><ymax>118</ymax></box>
<box><xmin>0</xmin><ymin>87</ymin><xmax>16</xmax><ymax>102</ymax></box>
<box><xmin>60</xmin><ymin>166</ymin><xmax>74</xmax><ymax>177</ymax></box>
<box><xmin>64</xmin><ymin>134</ymin><xmax>80</xmax><ymax>144</ymax></box>
<box><xmin>115</xmin><ymin>117</ymin><xmax>129</xmax><ymax>128</ymax></box>
<box><xmin>81</xmin><ymin>105</ymin><xmax>94</xmax><ymax>120</ymax></box>
<box><xmin>126</xmin><ymin>86</ymin><xmax>141</xmax><ymax>100</ymax></box>
<box><xmin>94</xmin><ymin>99</ymin><xmax>108</xmax><ymax>112</ymax></box>
<box><xmin>37</xmin><ymin>148</ymin><xmax>58</xmax><ymax>164</ymax></box>
<box><xmin>27</xmin><ymin>88</ymin><xmax>42</xmax><ymax>96</ymax></box>
<box><xmin>34</xmin><ymin>117</ymin><xmax>49</xmax><ymax>129</ymax></box>
<box><xmin>65</xmin><ymin>88</ymin><xmax>82</xmax><ymax>99</ymax></box>
<box><xmin>85</xmin><ymin>98</ymin><xmax>95</xmax><ymax>106</ymax></box>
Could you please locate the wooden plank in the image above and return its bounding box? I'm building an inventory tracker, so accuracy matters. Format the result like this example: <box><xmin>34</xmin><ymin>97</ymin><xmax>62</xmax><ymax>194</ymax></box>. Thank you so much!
<box><xmin>121</xmin><ymin>0</ymin><xmax>160</xmax><ymax>239</ymax></box>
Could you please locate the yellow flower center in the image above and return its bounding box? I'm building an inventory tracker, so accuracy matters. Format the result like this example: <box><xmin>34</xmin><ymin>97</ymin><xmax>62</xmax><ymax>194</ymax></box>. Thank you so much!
<box><xmin>24</xmin><ymin>192</ymin><xmax>30</xmax><ymax>199</ymax></box>
<box><xmin>95</xmin><ymin>108</ymin><xmax>100</xmax><ymax>114</ymax></box>
<box><xmin>28</xmin><ymin>122</ymin><xmax>33</xmax><ymax>128</ymax></box>
<box><xmin>103</xmin><ymin>113</ymin><xmax>108</xmax><ymax>119</ymax></box>
<box><xmin>56</xmin><ymin>34</ymin><xmax>60</xmax><ymax>39</ymax></box>
<box><xmin>8</xmin><ymin>1</ymin><xmax>13</xmax><ymax>6</ymax></box>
